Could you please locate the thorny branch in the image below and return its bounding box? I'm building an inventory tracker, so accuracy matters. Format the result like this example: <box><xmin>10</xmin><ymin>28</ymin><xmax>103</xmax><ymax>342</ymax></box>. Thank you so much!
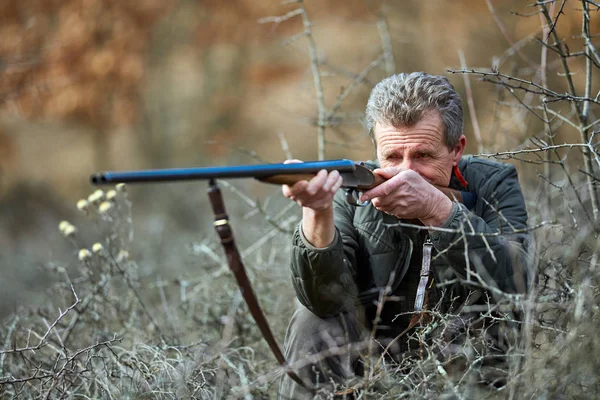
<box><xmin>0</xmin><ymin>285</ymin><xmax>80</xmax><ymax>356</ymax></box>
<box><xmin>448</xmin><ymin>68</ymin><xmax>600</xmax><ymax>106</ymax></box>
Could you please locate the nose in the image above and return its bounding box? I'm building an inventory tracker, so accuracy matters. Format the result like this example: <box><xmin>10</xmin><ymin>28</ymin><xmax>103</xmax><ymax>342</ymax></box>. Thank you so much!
<box><xmin>400</xmin><ymin>158</ymin><xmax>414</xmax><ymax>171</ymax></box>
<box><xmin>399</xmin><ymin>158</ymin><xmax>426</xmax><ymax>178</ymax></box>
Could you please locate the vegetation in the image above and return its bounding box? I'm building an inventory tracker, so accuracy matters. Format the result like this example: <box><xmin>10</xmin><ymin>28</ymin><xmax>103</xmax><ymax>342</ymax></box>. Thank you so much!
<box><xmin>1</xmin><ymin>1</ymin><xmax>600</xmax><ymax>398</ymax></box>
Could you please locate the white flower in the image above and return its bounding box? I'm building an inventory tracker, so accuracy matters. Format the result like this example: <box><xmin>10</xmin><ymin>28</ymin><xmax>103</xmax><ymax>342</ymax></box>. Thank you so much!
<box><xmin>116</xmin><ymin>249</ymin><xmax>129</xmax><ymax>262</ymax></box>
<box><xmin>115</xmin><ymin>183</ymin><xmax>126</xmax><ymax>193</ymax></box>
<box><xmin>59</xmin><ymin>221</ymin><xmax>77</xmax><ymax>237</ymax></box>
<box><xmin>63</xmin><ymin>224</ymin><xmax>77</xmax><ymax>237</ymax></box>
<box><xmin>58</xmin><ymin>221</ymin><xmax>70</xmax><ymax>232</ymax></box>
<box><xmin>106</xmin><ymin>190</ymin><xmax>117</xmax><ymax>201</ymax></box>
<box><xmin>99</xmin><ymin>201</ymin><xmax>113</xmax><ymax>213</ymax></box>
<box><xmin>92</xmin><ymin>243</ymin><xmax>104</xmax><ymax>253</ymax></box>
<box><xmin>76</xmin><ymin>199</ymin><xmax>89</xmax><ymax>211</ymax></box>
<box><xmin>78</xmin><ymin>249</ymin><xmax>92</xmax><ymax>261</ymax></box>
<box><xmin>88</xmin><ymin>189</ymin><xmax>104</xmax><ymax>204</ymax></box>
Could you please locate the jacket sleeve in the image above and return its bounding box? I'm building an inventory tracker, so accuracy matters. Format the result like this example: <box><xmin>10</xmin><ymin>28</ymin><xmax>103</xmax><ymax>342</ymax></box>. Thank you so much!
<box><xmin>429</xmin><ymin>163</ymin><xmax>531</xmax><ymax>295</ymax></box>
<box><xmin>289</xmin><ymin>192</ymin><xmax>360</xmax><ymax>317</ymax></box>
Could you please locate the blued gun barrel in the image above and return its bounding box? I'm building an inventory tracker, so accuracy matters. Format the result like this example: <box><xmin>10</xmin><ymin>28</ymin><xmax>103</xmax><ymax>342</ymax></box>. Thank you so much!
<box><xmin>91</xmin><ymin>159</ymin><xmax>382</xmax><ymax>190</ymax></box>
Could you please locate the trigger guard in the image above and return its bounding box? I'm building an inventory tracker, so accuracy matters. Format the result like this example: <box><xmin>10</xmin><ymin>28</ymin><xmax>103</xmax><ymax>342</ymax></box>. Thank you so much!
<box><xmin>346</xmin><ymin>189</ymin><xmax>369</xmax><ymax>207</ymax></box>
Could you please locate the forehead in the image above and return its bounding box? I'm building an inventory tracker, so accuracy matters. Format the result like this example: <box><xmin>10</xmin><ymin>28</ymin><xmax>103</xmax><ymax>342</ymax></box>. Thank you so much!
<box><xmin>374</xmin><ymin>112</ymin><xmax>445</xmax><ymax>153</ymax></box>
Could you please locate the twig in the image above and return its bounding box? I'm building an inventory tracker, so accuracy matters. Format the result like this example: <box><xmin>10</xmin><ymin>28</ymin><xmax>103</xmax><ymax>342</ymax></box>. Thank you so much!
<box><xmin>476</xmin><ymin>142</ymin><xmax>595</xmax><ymax>158</ymax></box>
<box><xmin>278</xmin><ymin>132</ymin><xmax>293</xmax><ymax>160</ymax></box>
<box><xmin>376</xmin><ymin>5</ymin><xmax>396</xmax><ymax>75</ymax></box>
<box><xmin>0</xmin><ymin>286</ymin><xmax>80</xmax><ymax>355</ymax></box>
<box><xmin>539</xmin><ymin>1</ymin><xmax>554</xmax><ymax>212</ymax></box>
<box><xmin>204</xmin><ymin>141</ymin><xmax>269</xmax><ymax>163</ymax></box>
<box><xmin>217</xmin><ymin>180</ymin><xmax>297</xmax><ymax>234</ymax></box>
<box><xmin>298</xmin><ymin>1</ymin><xmax>328</xmax><ymax>160</ymax></box>
<box><xmin>0</xmin><ymin>316</ymin><xmax>18</xmax><ymax>375</ymax></box>
<box><xmin>383</xmin><ymin>219</ymin><xmax>556</xmax><ymax>237</ymax></box>
<box><xmin>544</xmin><ymin>0</ymin><xmax>567</xmax><ymax>41</ymax></box>
<box><xmin>330</xmin><ymin>53</ymin><xmax>385</xmax><ymax>117</ymax></box>
<box><xmin>447</xmin><ymin>68</ymin><xmax>600</xmax><ymax>106</ymax></box>
<box><xmin>485</xmin><ymin>0</ymin><xmax>538</xmax><ymax>68</ymax></box>
<box><xmin>366</xmin><ymin>272</ymin><xmax>395</xmax><ymax>384</ymax></box>
<box><xmin>259</xmin><ymin>2</ymin><xmax>328</xmax><ymax>159</ymax></box>
<box><xmin>108</xmin><ymin>255</ymin><xmax>166</xmax><ymax>341</ymax></box>
<box><xmin>257</xmin><ymin>9</ymin><xmax>303</xmax><ymax>25</ymax></box>
<box><xmin>214</xmin><ymin>292</ymin><xmax>243</xmax><ymax>400</ymax></box>
<box><xmin>578</xmin><ymin>0</ymin><xmax>600</xmax><ymax>222</ymax></box>
<box><xmin>41</xmin><ymin>336</ymin><xmax>121</xmax><ymax>399</ymax></box>
<box><xmin>457</xmin><ymin>50</ymin><xmax>484</xmax><ymax>153</ymax></box>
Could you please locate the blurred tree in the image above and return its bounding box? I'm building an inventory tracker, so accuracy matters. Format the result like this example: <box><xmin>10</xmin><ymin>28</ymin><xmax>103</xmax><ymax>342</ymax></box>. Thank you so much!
<box><xmin>0</xmin><ymin>0</ymin><xmax>174</xmax><ymax>169</ymax></box>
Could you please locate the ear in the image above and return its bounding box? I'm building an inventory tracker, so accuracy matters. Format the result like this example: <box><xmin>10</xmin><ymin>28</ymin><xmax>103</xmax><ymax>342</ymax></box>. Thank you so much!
<box><xmin>452</xmin><ymin>135</ymin><xmax>467</xmax><ymax>165</ymax></box>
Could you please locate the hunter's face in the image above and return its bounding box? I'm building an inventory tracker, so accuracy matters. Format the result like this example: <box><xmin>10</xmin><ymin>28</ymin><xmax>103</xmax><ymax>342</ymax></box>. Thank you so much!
<box><xmin>374</xmin><ymin>111</ymin><xmax>466</xmax><ymax>187</ymax></box>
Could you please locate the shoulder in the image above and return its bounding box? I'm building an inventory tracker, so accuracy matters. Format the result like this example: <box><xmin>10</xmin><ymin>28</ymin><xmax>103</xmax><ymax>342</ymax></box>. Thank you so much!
<box><xmin>460</xmin><ymin>155</ymin><xmax>515</xmax><ymax>176</ymax></box>
<box><xmin>459</xmin><ymin>155</ymin><xmax>520</xmax><ymax>192</ymax></box>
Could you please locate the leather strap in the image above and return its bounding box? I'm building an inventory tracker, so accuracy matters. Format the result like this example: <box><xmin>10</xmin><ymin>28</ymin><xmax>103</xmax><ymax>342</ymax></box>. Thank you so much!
<box><xmin>374</xmin><ymin>235</ymin><xmax>435</xmax><ymax>371</ymax></box>
<box><xmin>410</xmin><ymin>236</ymin><xmax>433</xmax><ymax>325</ymax></box>
<box><xmin>207</xmin><ymin>180</ymin><xmax>309</xmax><ymax>389</ymax></box>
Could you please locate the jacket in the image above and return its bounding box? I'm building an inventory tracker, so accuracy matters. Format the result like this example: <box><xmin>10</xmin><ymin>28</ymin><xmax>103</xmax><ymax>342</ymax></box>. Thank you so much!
<box><xmin>290</xmin><ymin>155</ymin><xmax>530</xmax><ymax>319</ymax></box>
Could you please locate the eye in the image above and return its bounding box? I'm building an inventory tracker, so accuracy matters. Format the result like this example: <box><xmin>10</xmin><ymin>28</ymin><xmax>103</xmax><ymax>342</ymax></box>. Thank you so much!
<box><xmin>416</xmin><ymin>152</ymin><xmax>430</xmax><ymax>159</ymax></box>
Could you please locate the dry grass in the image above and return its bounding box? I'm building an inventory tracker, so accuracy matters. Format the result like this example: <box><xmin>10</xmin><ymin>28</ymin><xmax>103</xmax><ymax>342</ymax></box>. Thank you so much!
<box><xmin>1</xmin><ymin>169</ymin><xmax>599</xmax><ymax>399</ymax></box>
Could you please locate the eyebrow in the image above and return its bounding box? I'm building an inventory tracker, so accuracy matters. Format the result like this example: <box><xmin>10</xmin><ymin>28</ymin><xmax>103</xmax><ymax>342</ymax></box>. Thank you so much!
<box><xmin>382</xmin><ymin>147</ymin><xmax>436</xmax><ymax>158</ymax></box>
<box><xmin>382</xmin><ymin>149</ymin><xmax>403</xmax><ymax>158</ymax></box>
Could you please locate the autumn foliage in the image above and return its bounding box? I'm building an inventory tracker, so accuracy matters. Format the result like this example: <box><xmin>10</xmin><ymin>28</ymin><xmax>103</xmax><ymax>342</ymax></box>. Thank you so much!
<box><xmin>0</xmin><ymin>0</ymin><xmax>173</xmax><ymax>127</ymax></box>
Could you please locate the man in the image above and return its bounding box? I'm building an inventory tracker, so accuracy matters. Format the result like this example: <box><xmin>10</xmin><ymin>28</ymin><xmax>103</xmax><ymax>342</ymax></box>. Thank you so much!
<box><xmin>279</xmin><ymin>72</ymin><xmax>530</xmax><ymax>398</ymax></box>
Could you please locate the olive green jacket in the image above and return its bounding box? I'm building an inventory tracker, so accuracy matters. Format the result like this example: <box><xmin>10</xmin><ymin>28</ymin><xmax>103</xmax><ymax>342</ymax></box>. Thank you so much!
<box><xmin>290</xmin><ymin>156</ymin><xmax>530</xmax><ymax>318</ymax></box>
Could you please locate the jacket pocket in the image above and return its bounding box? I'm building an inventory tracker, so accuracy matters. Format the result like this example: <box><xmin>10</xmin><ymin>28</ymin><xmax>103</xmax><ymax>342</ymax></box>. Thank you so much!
<box><xmin>362</xmin><ymin>238</ymin><xmax>413</xmax><ymax>300</ymax></box>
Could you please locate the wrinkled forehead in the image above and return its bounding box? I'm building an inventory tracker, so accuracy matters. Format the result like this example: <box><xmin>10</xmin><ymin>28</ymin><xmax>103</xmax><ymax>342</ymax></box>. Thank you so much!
<box><xmin>376</xmin><ymin>134</ymin><xmax>447</xmax><ymax>159</ymax></box>
<box><xmin>373</xmin><ymin>112</ymin><xmax>447</xmax><ymax>148</ymax></box>
<box><xmin>374</xmin><ymin>107</ymin><xmax>446</xmax><ymax>133</ymax></box>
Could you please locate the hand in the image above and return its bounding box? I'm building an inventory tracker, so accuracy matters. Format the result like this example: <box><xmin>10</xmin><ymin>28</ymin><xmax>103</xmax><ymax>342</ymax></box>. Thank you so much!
<box><xmin>360</xmin><ymin>167</ymin><xmax>453</xmax><ymax>226</ymax></box>
<box><xmin>281</xmin><ymin>160</ymin><xmax>344</xmax><ymax>212</ymax></box>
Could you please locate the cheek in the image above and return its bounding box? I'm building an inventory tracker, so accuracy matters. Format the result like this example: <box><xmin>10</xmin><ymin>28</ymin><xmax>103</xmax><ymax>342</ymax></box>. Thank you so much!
<box><xmin>417</xmin><ymin>161</ymin><xmax>451</xmax><ymax>184</ymax></box>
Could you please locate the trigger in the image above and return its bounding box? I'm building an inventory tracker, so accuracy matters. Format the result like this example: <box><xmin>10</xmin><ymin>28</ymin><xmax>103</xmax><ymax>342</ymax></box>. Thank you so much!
<box><xmin>346</xmin><ymin>189</ymin><xmax>369</xmax><ymax>207</ymax></box>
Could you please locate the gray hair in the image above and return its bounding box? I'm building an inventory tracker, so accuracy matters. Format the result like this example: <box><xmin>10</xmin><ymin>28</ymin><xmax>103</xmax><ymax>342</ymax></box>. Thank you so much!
<box><xmin>365</xmin><ymin>72</ymin><xmax>463</xmax><ymax>148</ymax></box>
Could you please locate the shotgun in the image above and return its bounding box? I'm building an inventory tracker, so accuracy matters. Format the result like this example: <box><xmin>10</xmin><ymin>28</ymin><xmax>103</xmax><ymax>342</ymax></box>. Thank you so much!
<box><xmin>90</xmin><ymin>159</ymin><xmax>472</xmax><ymax>207</ymax></box>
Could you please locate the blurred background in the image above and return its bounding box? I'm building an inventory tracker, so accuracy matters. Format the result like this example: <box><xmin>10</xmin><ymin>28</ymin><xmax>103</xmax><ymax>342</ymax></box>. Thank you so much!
<box><xmin>0</xmin><ymin>0</ymin><xmax>596</xmax><ymax>316</ymax></box>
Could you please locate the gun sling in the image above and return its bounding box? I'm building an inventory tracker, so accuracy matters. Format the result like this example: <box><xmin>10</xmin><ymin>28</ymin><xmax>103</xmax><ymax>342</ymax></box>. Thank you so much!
<box><xmin>207</xmin><ymin>180</ymin><xmax>311</xmax><ymax>390</ymax></box>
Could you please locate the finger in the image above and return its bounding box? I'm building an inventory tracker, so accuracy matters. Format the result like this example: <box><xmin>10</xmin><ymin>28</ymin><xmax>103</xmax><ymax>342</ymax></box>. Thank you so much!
<box><xmin>361</xmin><ymin>174</ymin><xmax>403</xmax><ymax>201</ymax></box>
<box><xmin>322</xmin><ymin>170</ymin><xmax>340</xmax><ymax>191</ymax></box>
<box><xmin>373</xmin><ymin>166</ymin><xmax>402</xmax><ymax>180</ymax></box>
<box><xmin>307</xmin><ymin>169</ymin><xmax>328</xmax><ymax>195</ymax></box>
<box><xmin>332</xmin><ymin>175</ymin><xmax>344</xmax><ymax>192</ymax></box>
<box><xmin>282</xmin><ymin>184</ymin><xmax>292</xmax><ymax>198</ymax></box>
<box><xmin>283</xmin><ymin>159</ymin><xmax>303</xmax><ymax>164</ymax></box>
<box><xmin>371</xmin><ymin>196</ymin><xmax>393</xmax><ymax>208</ymax></box>
<box><xmin>288</xmin><ymin>180</ymin><xmax>309</xmax><ymax>196</ymax></box>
